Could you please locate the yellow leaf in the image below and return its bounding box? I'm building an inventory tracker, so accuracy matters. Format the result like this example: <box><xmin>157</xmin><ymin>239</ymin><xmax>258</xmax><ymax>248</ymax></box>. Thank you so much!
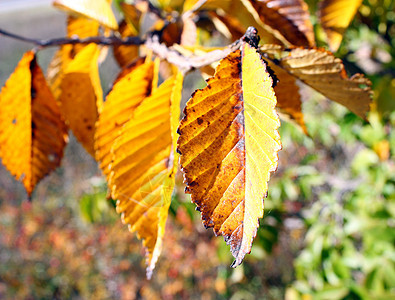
<box><xmin>248</xmin><ymin>0</ymin><xmax>315</xmax><ymax>47</ymax></box>
<box><xmin>53</xmin><ymin>0</ymin><xmax>118</xmax><ymax>30</ymax></box>
<box><xmin>319</xmin><ymin>0</ymin><xmax>363</xmax><ymax>52</ymax></box>
<box><xmin>177</xmin><ymin>42</ymin><xmax>281</xmax><ymax>266</ymax></box>
<box><xmin>47</xmin><ymin>45</ymin><xmax>74</xmax><ymax>100</ymax></box>
<box><xmin>59</xmin><ymin>43</ymin><xmax>103</xmax><ymax>156</ymax></box>
<box><xmin>183</xmin><ymin>0</ymin><xmax>232</xmax><ymax>12</ymax></box>
<box><xmin>95</xmin><ymin>58</ymin><xmax>155</xmax><ymax>179</ymax></box>
<box><xmin>109</xmin><ymin>70</ymin><xmax>183</xmax><ymax>278</ymax></box>
<box><xmin>113</xmin><ymin>20</ymin><xmax>140</xmax><ymax>68</ymax></box>
<box><xmin>47</xmin><ymin>16</ymin><xmax>100</xmax><ymax>99</ymax></box>
<box><xmin>261</xmin><ymin>46</ymin><xmax>372</xmax><ymax>119</ymax></box>
<box><xmin>0</xmin><ymin>51</ymin><xmax>68</xmax><ymax>197</ymax></box>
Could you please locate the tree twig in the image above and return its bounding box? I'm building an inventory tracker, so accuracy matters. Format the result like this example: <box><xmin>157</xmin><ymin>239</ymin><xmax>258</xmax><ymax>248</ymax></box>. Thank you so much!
<box><xmin>0</xmin><ymin>26</ymin><xmax>260</xmax><ymax>73</ymax></box>
<box><xmin>0</xmin><ymin>29</ymin><xmax>144</xmax><ymax>47</ymax></box>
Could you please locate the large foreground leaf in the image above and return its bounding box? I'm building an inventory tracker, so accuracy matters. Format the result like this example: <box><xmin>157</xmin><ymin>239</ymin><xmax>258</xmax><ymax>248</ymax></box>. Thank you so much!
<box><xmin>177</xmin><ymin>42</ymin><xmax>281</xmax><ymax>266</ymax></box>
<box><xmin>319</xmin><ymin>0</ymin><xmax>363</xmax><ymax>52</ymax></box>
<box><xmin>0</xmin><ymin>51</ymin><xmax>67</xmax><ymax>196</ymax></box>
<box><xmin>249</xmin><ymin>0</ymin><xmax>315</xmax><ymax>47</ymax></box>
<box><xmin>95</xmin><ymin>58</ymin><xmax>155</xmax><ymax>179</ymax></box>
<box><xmin>109</xmin><ymin>71</ymin><xmax>183</xmax><ymax>278</ymax></box>
<box><xmin>59</xmin><ymin>43</ymin><xmax>103</xmax><ymax>156</ymax></box>
<box><xmin>261</xmin><ymin>46</ymin><xmax>372</xmax><ymax>119</ymax></box>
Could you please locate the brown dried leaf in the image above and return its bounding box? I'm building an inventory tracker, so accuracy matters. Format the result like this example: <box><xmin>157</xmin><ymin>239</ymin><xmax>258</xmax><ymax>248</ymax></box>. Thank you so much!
<box><xmin>261</xmin><ymin>46</ymin><xmax>372</xmax><ymax>118</ymax></box>
<box><xmin>249</xmin><ymin>0</ymin><xmax>315</xmax><ymax>47</ymax></box>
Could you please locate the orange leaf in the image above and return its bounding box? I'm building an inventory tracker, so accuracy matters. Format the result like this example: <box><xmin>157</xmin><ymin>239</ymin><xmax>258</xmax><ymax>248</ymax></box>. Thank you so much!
<box><xmin>177</xmin><ymin>42</ymin><xmax>281</xmax><ymax>266</ymax></box>
<box><xmin>249</xmin><ymin>0</ymin><xmax>315</xmax><ymax>47</ymax></box>
<box><xmin>109</xmin><ymin>71</ymin><xmax>184</xmax><ymax>278</ymax></box>
<box><xmin>47</xmin><ymin>15</ymin><xmax>100</xmax><ymax>100</ymax></box>
<box><xmin>53</xmin><ymin>0</ymin><xmax>118</xmax><ymax>30</ymax></box>
<box><xmin>0</xmin><ymin>51</ymin><xmax>68</xmax><ymax>197</ymax></box>
<box><xmin>59</xmin><ymin>43</ymin><xmax>103</xmax><ymax>156</ymax></box>
<box><xmin>95</xmin><ymin>57</ymin><xmax>155</xmax><ymax>179</ymax></box>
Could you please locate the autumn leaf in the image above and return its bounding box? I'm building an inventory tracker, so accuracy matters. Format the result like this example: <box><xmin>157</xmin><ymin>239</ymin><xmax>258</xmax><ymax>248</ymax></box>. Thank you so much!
<box><xmin>249</xmin><ymin>0</ymin><xmax>315</xmax><ymax>47</ymax></box>
<box><xmin>95</xmin><ymin>57</ymin><xmax>155</xmax><ymax>179</ymax></box>
<box><xmin>109</xmin><ymin>71</ymin><xmax>183</xmax><ymax>278</ymax></box>
<box><xmin>0</xmin><ymin>51</ymin><xmax>67</xmax><ymax>197</ymax></box>
<box><xmin>183</xmin><ymin>0</ymin><xmax>287</xmax><ymax>44</ymax></box>
<box><xmin>53</xmin><ymin>0</ymin><xmax>118</xmax><ymax>30</ymax></box>
<box><xmin>113</xmin><ymin>20</ymin><xmax>140</xmax><ymax>68</ymax></box>
<box><xmin>270</xmin><ymin>63</ymin><xmax>307</xmax><ymax>134</ymax></box>
<box><xmin>59</xmin><ymin>43</ymin><xmax>103</xmax><ymax>156</ymax></box>
<box><xmin>219</xmin><ymin>0</ymin><xmax>289</xmax><ymax>45</ymax></box>
<box><xmin>261</xmin><ymin>46</ymin><xmax>372</xmax><ymax>119</ymax></box>
<box><xmin>47</xmin><ymin>16</ymin><xmax>100</xmax><ymax>99</ymax></box>
<box><xmin>319</xmin><ymin>0</ymin><xmax>363</xmax><ymax>52</ymax></box>
<box><xmin>177</xmin><ymin>42</ymin><xmax>281</xmax><ymax>266</ymax></box>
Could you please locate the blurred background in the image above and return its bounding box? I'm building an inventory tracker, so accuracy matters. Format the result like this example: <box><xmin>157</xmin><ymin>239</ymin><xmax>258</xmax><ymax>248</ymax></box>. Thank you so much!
<box><xmin>0</xmin><ymin>0</ymin><xmax>394</xmax><ymax>299</ymax></box>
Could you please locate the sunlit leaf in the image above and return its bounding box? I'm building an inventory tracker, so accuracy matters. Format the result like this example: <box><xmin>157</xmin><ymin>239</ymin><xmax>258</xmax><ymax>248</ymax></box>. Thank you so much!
<box><xmin>47</xmin><ymin>16</ymin><xmax>100</xmax><ymax>99</ymax></box>
<box><xmin>95</xmin><ymin>57</ymin><xmax>155</xmax><ymax>179</ymax></box>
<box><xmin>177</xmin><ymin>42</ymin><xmax>281</xmax><ymax>266</ymax></box>
<box><xmin>113</xmin><ymin>20</ymin><xmax>140</xmax><ymax>68</ymax></box>
<box><xmin>319</xmin><ymin>0</ymin><xmax>363</xmax><ymax>52</ymax></box>
<box><xmin>261</xmin><ymin>46</ymin><xmax>372</xmax><ymax>119</ymax></box>
<box><xmin>249</xmin><ymin>0</ymin><xmax>315</xmax><ymax>47</ymax></box>
<box><xmin>0</xmin><ymin>51</ymin><xmax>67</xmax><ymax>197</ymax></box>
<box><xmin>109</xmin><ymin>70</ymin><xmax>184</xmax><ymax>278</ymax></box>
<box><xmin>59</xmin><ymin>43</ymin><xmax>103</xmax><ymax>156</ymax></box>
<box><xmin>53</xmin><ymin>0</ymin><xmax>118</xmax><ymax>30</ymax></box>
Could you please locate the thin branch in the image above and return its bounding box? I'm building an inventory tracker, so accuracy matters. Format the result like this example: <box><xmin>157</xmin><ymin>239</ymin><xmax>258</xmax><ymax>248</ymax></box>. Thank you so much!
<box><xmin>145</xmin><ymin>35</ymin><xmax>242</xmax><ymax>73</ymax></box>
<box><xmin>0</xmin><ymin>26</ymin><xmax>260</xmax><ymax>73</ymax></box>
<box><xmin>0</xmin><ymin>29</ymin><xmax>144</xmax><ymax>47</ymax></box>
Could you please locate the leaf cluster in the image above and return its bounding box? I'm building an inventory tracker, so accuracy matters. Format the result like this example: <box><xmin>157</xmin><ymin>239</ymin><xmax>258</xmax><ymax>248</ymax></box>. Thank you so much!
<box><xmin>0</xmin><ymin>0</ymin><xmax>373</xmax><ymax>278</ymax></box>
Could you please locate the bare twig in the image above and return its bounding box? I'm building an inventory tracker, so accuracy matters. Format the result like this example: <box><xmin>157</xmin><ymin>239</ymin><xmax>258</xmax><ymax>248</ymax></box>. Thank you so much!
<box><xmin>0</xmin><ymin>29</ymin><xmax>144</xmax><ymax>47</ymax></box>
<box><xmin>0</xmin><ymin>26</ymin><xmax>260</xmax><ymax>73</ymax></box>
<box><xmin>145</xmin><ymin>35</ymin><xmax>241</xmax><ymax>73</ymax></box>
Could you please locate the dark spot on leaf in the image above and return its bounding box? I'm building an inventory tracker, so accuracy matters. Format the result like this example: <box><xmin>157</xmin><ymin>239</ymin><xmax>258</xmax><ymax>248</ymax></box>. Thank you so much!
<box><xmin>31</xmin><ymin>121</ymin><xmax>36</xmax><ymax>138</ymax></box>
<box><xmin>189</xmin><ymin>181</ymin><xmax>198</xmax><ymax>187</ymax></box>
<box><xmin>87</xmin><ymin>125</ymin><xmax>92</xmax><ymax>130</ymax></box>
<box><xmin>197</xmin><ymin>118</ymin><xmax>203</xmax><ymax>125</ymax></box>
<box><xmin>12</xmin><ymin>118</ymin><xmax>17</xmax><ymax>125</ymax></box>
<box><xmin>31</xmin><ymin>86</ymin><xmax>37</xmax><ymax>99</ymax></box>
